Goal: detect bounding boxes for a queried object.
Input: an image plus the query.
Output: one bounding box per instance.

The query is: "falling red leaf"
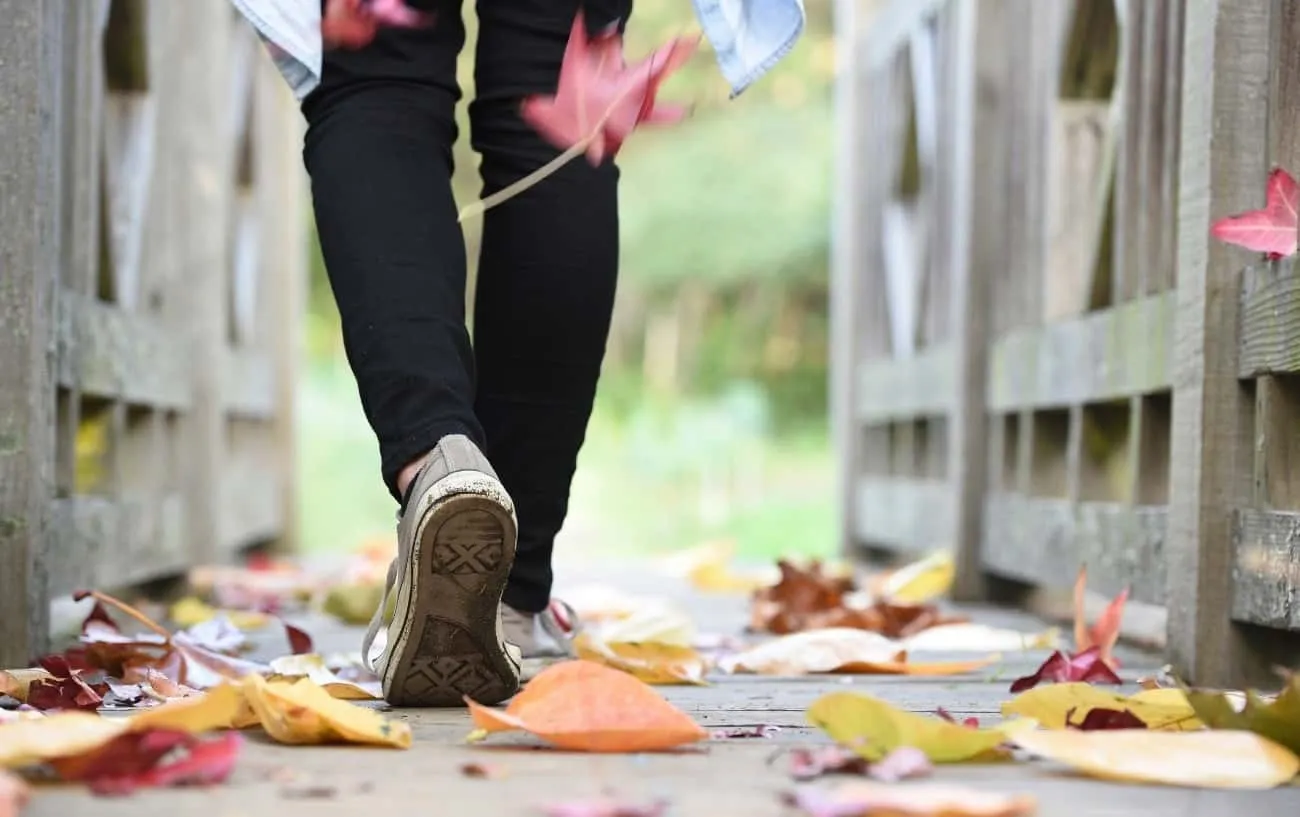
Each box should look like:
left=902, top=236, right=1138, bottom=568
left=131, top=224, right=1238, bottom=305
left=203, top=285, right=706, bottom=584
left=283, top=621, right=313, bottom=655
left=50, top=729, right=241, bottom=796
left=1008, top=647, right=1122, bottom=693
left=521, top=12, right=697, bottom=165
left=26, top=655, right=104, bottom=712
left=1065, top=707, right=1147, bottom=731
left=1072, top=567, right=1128, bottom=668
left=321, top=0, right=435, bottom=49
left=542, top=797, right=669, bottom=817
left=1210, top=167, right=1299, bottom=259
left=934, top=707, right=981, bottom=728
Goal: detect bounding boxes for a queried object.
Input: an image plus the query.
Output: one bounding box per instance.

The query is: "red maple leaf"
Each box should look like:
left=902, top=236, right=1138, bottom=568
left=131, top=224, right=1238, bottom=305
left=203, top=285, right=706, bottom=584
left=50, top=730, right=242, bottom=796
left=1008, top=646, right=1123, bottom=693
left=1209, top=167, right=1299, bottom=259
left=521, top=12, right=698, bottom=166
left=1073, top=566, right=1127, bottom=668
left=26, top=655, right=105, bottom=712
left=322, top=0, right=434, bottom=49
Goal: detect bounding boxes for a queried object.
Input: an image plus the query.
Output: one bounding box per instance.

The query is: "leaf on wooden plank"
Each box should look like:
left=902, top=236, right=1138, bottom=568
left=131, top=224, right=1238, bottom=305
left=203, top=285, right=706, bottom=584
left=27, top=656, right=104, bottom=712
left=322, top=583, right=387, bottom=626
left=169, top=597, right=271, bottom=631
left=127, top=682, right=256, bottom=733
left=1209, top=167, right=1299, bottom=259
left=573, top=634, right=708, bottom=686
left=0, top=669, right=55, bottom=703
left=1008, top=647, right=1122, bottom=693
left=0, top=712, right=129, bottom=769
left=1013, top=729, right=1300, bottom=789
left=1185, top=675, right=1300, bottom=754
left=587, top=604, right=696, bottom=647
left=1002, top=683, right=1202, bottom=731
left=49, top=729, right=242, bottom=795
left=266, top=654, right=381, bottom=700
left=781, top=782, right=1036, bottom=817
left=718, top=629, right=996, bottom=677
left=541, top=796, right=670, bottom=817
left=1072, top=566, right=1127, bottom=667
left=0, top=770, right=28, bottom=817
left=465, top=660, right=706, bottom=753
left=712, top=724, right=781, bottom=739
left=520, top=11, right=698, bottom=166
left=806, top=691, right=1033, bottom=763
left=240, top=675, right=410, bottom=748
left=873, top=551, right=955, bottom=604
left=785, top=746, right=869, bottom=780
left=459, top=761, right=507, bottom=779
left=903, top=623, right=1059, bottom=653
left=935, top=708, right=981, bottom=729
left=321, top=0, right=435, bottom=50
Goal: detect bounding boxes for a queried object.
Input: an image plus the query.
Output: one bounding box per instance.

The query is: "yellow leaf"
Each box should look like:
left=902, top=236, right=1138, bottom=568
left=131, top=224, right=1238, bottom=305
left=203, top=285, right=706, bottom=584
left=1002, top=683, right=1203, bottom=731
left=240, top=675, right=410, bottom=748
left=1013, top=729, right=1299, bottom=789
left=0, top=669, right=54, bottom=703
left=878, top=551, right=955, bottom=604
left=806, top=691, right=1031, bottom=763
left=0, top=712, right=128, bottom=769
left=127, top=682, right=257, bottom=732
left=170, top=596, right=270, bottom=630
left=573, top=633, right=707, bottom=686
left=1186, top=677, right=1300, bottom=754
left=588, top=605, right=696, bottom=647
left=322, top=582, right=387, bottom=626
left=266, top=654, right=381, bottom=700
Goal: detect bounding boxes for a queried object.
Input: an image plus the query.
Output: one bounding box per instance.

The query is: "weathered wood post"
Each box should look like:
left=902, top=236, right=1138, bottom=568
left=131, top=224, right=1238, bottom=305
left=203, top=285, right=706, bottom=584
left=0, top=0, right=61, bottom=667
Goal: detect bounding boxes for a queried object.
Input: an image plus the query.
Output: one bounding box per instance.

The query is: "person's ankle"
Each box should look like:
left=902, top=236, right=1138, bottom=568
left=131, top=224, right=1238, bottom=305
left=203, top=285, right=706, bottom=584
left=396, top=453, right=429, bottom=500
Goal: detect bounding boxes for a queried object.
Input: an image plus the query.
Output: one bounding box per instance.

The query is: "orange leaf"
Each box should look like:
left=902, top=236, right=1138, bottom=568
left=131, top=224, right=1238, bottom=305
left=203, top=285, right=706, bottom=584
left=465, top=660, right=706, bottom=752
left=1072, top=566, right=1127, bottom=666
left=838, top=653, right=999, bottom=677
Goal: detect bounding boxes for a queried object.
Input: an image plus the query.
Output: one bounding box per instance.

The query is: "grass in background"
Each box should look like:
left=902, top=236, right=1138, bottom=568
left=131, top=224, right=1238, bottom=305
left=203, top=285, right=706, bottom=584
left=296, top=361, right=835, bottom=564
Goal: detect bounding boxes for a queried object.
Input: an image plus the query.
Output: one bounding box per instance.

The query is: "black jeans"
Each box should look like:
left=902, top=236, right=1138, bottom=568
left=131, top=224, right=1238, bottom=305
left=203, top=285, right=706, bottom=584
left=301, top=0, right=629, bottom=613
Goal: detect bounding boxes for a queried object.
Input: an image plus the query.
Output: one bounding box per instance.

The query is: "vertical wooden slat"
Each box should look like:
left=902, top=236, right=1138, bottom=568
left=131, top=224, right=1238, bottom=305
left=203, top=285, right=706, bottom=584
left=1153, top=0, right=1184, bottom=293
left=0, top=0, right=63, bottom=667
left=1110, top=0, right=1145, bottom=304
left=1168, top=0, right=1277, bottom=686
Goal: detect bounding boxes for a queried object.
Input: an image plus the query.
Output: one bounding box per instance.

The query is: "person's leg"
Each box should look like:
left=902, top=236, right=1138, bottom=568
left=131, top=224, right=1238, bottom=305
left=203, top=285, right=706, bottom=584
left=469, top=0, right=631, bottom=616
left=302, top=1, right=523, bottom=706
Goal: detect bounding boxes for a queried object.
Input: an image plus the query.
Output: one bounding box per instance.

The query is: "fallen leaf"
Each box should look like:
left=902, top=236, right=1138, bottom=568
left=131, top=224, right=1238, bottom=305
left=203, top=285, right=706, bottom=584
left=180, top=614, right=248, bottom=654
left=1002, top=683, right=1201, bottom=731
left=127, top=682, right=256, bottom=733
left=719, top=629, right=996, bottom=677
left=27, top=656, right=104, bottom=712
left=587, top=604, right=695, bottom=647
left=321, top=0, right=435, bottom=49
left=266, top=654, right=380, bottom=700
left=1210, top=166, right=1299, bottom=259
left=785, top=746, right=868, bottom=780
left=806, top=691, right=1032, bottom=763
left=1072, top=566, right=1127, bottom=667
left=866, top=746, right=934, bottom=782
left=1185, top=675, right=1300, bottom=753
left=0, top=770, right=28, bottom=817
left=241, top=675, right=410, bottom=748
left=751, top=561, right=966, bottom=637
left=782, top=782, right=1036, bottom=817
left=1065, top=707, right=1146, bottom=730
left=875, top=552, right=955, bottom=604
left=459, top=761, right=506, bottom=779
left=573, top=633, right=707, bottom=686
left=50, top=729, right=241, bottom=795
left=0, top=712, right=129, bottom=768
left=521, top=11, right=698, bottom=165
left=935, top=708, right=980, bottom=728
left=668, top=541, right=774, bottom=593
left=169, top=597, right=270, bottom=630
left=1008, top=647, right=1122, bottom=692
left=541, top=796, right=669, bottom=817
left=322, top=583, right=386, bottom=626
left=711, top=724, right=781, bottom=739
left=1013, top=728, right=1299, bottom=789
left=903, top=623, right=1059, bottom=653
left=0, top=669, right=55, bottom=703
left=465, top=660, right=706, bottom=752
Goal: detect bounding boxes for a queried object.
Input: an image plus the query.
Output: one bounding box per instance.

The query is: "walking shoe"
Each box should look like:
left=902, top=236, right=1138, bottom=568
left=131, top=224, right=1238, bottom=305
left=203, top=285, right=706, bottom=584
left=500, top=599, right=581, bottom=681
left=361, top=435, right=522, bottom=706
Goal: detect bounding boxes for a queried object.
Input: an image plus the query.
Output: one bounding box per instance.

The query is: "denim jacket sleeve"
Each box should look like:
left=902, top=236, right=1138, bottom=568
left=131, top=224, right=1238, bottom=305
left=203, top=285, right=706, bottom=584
left=229, top=0, right=804, bottom=100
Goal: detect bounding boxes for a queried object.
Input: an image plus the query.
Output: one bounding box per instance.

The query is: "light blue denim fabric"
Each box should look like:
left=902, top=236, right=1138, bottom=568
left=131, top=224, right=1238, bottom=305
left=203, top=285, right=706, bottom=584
left=229, top=0, right=804, bottom=99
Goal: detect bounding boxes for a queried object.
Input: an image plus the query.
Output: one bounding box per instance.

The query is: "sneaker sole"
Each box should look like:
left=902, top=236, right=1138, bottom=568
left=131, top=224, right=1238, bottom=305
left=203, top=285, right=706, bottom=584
left=382, top=478, right=520, bottom=707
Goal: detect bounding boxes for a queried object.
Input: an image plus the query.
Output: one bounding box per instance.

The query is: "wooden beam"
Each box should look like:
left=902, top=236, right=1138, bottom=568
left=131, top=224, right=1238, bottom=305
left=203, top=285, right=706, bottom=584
left=855, top=344, right=953, bottom=423
left=1232, top=509, right=1300, bottom=630
left=1238, top=259, right=1300, bottom=376
left=853, top=476, right=952, bottom=555
left=221, top=346, right=276, bottom=419
left=863, top=0, right=949, bottom=71
left=47, top=495, right=188, bottom=595
left=0, top=0, right=62, bottom=667
left=1167, top=0, right=1277, bottom=687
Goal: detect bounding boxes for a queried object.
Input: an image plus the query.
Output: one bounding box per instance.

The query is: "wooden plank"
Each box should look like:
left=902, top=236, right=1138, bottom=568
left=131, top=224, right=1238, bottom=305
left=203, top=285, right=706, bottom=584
left=855, top=343, right=953, bottom=422
left=218, top=457, right=283, bottom=553
left=47, top=494, right=188, bottom=594
left=1268, top=0, right=1300, bottom=173
left=1231, top=509, right=1300, bottom=630
left=1110, top=0, right=1145, bottom=304
left=988, top=292, right=1173, bottom=411
left=1167, top=0, right=1276, bottom=687
left=1239, top=259, right=1300, bottom=376
left=0, top=0, right=62, bottom=668
left=853, top=476, right=952, bottom=555
left=863, top=0, right=949, bottom=70
left=981, top=494, right=1167, bottom=605
left=221, top=346, right=276, bottom=419
left=56, top=288, right=192, bottom=408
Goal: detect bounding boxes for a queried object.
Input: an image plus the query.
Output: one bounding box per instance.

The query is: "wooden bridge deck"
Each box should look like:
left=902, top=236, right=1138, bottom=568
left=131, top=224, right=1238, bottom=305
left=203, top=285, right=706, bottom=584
left=22, top=559, right=1300, bottom=816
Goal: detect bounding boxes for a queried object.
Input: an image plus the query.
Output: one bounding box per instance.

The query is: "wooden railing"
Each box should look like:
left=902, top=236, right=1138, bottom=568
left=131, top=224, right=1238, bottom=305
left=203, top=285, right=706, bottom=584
left=834, top=0, right=1300, bottom=686
left=0, top=0, right=305, bottom=666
